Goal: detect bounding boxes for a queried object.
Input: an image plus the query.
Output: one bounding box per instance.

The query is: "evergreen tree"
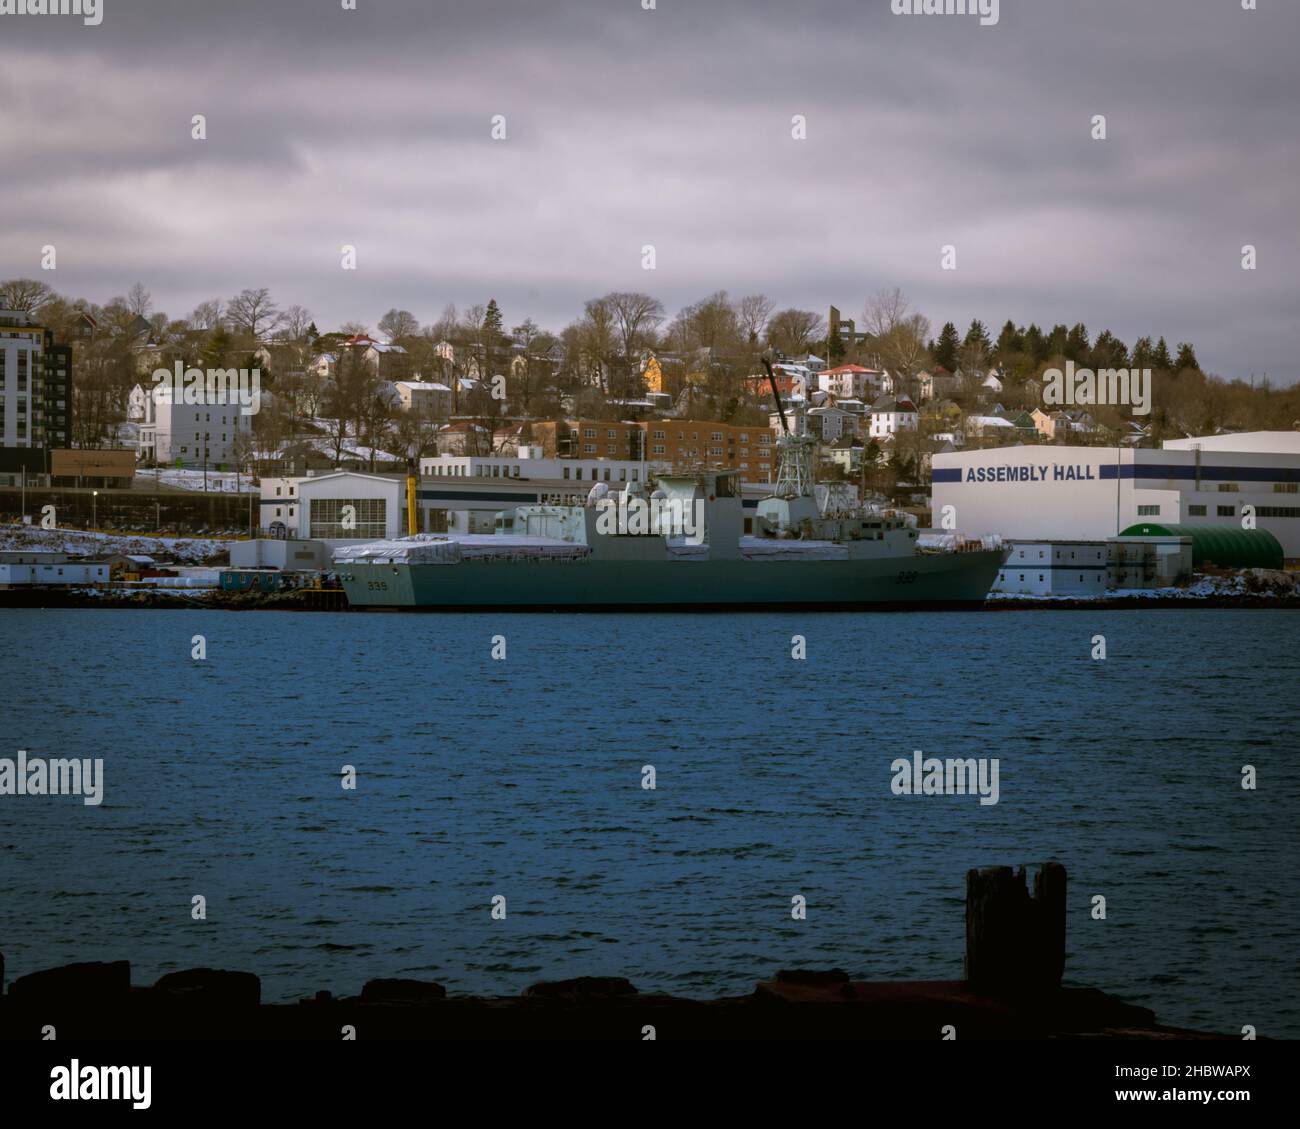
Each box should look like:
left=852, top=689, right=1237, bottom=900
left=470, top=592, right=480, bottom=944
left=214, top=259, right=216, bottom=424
left=1046, top=323, right=1069, bottom=358
left=1131, top=336, right=1155, bottom=369
left=484, top=299, right=505, bottom=377
left=1091, top=330, right=1128, bottom=369
left=827, top=322, right=845, bottom=362
left=963, top=319, right=991, bottom=357
left=1174, top=342, right=1200, bottom=372
left=201, top=325, right=232, bottom=369
left=1065, top=323, right=1090, bottom=363
left=1022, top=324, right=1047, bottom=364
left=934, top=322, right=960, bottom=370
left=1153, top=336, right=1173, bottom=371
left=995, top=320, right=1022, bottom=358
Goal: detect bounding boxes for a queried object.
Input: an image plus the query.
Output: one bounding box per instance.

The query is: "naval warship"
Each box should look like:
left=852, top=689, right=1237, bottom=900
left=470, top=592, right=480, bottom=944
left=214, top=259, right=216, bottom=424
left=334, top=363, right=1006, bottom=610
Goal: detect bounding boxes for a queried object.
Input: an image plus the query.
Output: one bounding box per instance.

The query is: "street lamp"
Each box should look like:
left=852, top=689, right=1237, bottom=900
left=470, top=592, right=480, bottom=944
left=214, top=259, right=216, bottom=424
left=92, top=490, right=98, bottom=530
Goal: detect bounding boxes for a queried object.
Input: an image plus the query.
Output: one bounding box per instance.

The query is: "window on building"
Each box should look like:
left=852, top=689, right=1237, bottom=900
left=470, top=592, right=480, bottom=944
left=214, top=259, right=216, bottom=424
left=1217, top=505, right=1235, bottom=517
left=1137, top=505, right=1160, bottom=516
left=1273, top=483, right=1298, bottom=494
left=1188, top=504, right=1206, bottom=516
left=1218, top=483, right=1238, bottom=492
left=309, top=497, right=388, bottom=539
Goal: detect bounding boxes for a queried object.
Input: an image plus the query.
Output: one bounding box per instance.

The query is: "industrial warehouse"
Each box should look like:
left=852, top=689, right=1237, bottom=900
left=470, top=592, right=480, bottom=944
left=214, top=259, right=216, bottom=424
left=933, top=432, right=1300, bottom=568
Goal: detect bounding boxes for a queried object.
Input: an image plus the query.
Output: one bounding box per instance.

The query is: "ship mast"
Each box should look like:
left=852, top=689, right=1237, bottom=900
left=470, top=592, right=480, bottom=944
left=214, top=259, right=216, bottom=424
left=763, top=356, right=818, bottom=499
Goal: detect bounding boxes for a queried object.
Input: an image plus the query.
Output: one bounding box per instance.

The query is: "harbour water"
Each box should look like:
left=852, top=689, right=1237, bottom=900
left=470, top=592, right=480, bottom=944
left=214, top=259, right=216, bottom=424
left=2, top=607, right=1296, bottom=1036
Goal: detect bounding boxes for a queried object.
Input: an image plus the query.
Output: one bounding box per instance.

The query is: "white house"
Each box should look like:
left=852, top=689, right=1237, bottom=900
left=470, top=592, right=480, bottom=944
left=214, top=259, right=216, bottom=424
left=868, top=395, right=919, bottom=439
left=817, top=364, right=890, bottom=400
left=393, top=381, right=452, bottom=416
left=965, top=414, right=1017, bottom=438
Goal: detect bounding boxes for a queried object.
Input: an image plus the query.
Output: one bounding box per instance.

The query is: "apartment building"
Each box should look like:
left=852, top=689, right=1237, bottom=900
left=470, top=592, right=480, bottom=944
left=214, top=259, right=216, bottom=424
left=0, top=309, right=73, bottom=453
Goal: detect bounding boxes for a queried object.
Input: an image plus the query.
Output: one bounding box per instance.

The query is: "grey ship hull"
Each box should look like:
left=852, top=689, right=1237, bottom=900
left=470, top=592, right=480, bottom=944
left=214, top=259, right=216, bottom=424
left=339, top=549, right=1007, bottom=611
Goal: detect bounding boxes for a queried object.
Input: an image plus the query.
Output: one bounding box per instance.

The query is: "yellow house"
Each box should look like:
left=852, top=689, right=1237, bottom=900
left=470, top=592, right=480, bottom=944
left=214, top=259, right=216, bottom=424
left=643, top=355, right=664, bottom=393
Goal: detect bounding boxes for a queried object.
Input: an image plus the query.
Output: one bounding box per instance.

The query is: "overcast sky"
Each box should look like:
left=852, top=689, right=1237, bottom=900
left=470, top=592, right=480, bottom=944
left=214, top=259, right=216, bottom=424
left=1, top=0, right=1296, bottom=382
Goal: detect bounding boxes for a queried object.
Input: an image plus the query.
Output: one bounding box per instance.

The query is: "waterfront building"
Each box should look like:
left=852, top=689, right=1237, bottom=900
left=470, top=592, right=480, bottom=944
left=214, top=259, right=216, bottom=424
left=994, top=541, right=1109, bottom=596
left=933, top=431, right=1300, bottom=563
left=260, top=452, right=781, bottom=538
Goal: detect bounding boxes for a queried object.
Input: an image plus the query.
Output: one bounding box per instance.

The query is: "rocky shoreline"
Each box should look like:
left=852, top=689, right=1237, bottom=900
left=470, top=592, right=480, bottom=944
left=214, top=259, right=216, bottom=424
left=0, top=866, right=1233, bottom=1040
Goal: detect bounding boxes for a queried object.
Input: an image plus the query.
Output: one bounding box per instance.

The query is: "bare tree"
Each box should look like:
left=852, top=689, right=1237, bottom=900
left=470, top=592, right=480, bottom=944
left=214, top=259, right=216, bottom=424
left=227, top=288, right=284, bottom=340
left=0, top=278, right=54, bottom=314
left=877, top=312, right=933, bottom=394
left=577, top=297, right=616, bottom=392
left=190, top=299, right=224, bottom=331
left=862, top=287, right=910, bottom=339
left=379, top=308, right=420, bottom=340
left=126, top=282, right=152, bottom=317
left=736, top=293, right=775, bottom=346
left=280, top=305, right=314, bottom=342
left=461, top=304, right=487, bottom=378
left=430, top=302, right=459, bottom=343
left=598, top=291, right=661, bottom=398
left=765, top=308, right=825, bottom=356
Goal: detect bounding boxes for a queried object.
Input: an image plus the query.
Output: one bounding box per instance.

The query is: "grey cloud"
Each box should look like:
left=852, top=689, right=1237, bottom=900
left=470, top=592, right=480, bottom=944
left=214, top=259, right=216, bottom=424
left=0, top=0, right=1295, bottom=380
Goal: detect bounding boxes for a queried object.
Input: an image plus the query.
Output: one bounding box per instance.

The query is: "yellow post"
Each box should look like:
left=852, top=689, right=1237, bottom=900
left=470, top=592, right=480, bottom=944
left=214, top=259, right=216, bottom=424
left=407, top=474, right=418, bottom=535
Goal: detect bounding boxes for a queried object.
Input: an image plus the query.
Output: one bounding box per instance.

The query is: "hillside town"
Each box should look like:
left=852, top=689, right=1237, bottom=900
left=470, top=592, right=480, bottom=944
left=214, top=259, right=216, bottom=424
left=4, top=279, right=1298, bottom=503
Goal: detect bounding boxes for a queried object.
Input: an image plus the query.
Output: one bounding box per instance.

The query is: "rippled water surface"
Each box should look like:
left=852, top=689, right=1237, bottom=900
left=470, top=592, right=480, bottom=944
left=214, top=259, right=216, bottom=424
left=2, top=607, right=1296, bottom=1035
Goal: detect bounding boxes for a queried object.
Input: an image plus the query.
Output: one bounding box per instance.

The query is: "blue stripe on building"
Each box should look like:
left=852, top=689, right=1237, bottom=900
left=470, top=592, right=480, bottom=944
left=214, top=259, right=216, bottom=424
left=935, top=463, right=1300, bottom=484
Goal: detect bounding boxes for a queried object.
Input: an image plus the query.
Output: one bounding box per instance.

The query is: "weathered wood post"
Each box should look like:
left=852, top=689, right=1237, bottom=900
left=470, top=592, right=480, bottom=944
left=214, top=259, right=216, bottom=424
left=965, top=863, right=1066, bottom=994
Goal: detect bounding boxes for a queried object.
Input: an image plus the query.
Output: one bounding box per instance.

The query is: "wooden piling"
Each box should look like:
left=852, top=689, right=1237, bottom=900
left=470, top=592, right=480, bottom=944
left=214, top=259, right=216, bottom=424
left=965, top=862, right=1066, bottom=994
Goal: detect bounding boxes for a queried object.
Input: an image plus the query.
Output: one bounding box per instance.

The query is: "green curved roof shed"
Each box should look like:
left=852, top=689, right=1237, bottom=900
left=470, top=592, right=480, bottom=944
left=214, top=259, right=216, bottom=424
left=1118, top=522, right=1284, bottom=569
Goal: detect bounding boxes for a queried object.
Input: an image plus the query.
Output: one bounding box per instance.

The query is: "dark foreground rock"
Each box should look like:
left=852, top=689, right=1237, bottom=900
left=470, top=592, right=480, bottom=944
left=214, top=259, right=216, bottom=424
left=0, top=966, right=1225, bottom=1041
left=0, top=866, right=1234, bottom=1040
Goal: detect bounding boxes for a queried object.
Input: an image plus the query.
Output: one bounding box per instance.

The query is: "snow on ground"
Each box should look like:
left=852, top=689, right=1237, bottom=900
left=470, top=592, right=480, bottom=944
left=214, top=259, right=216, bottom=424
left=988, top=570, right=1296, bottom=601
left=143, top=468, right=255, bottom=493
left=0, top=523, right=234, bottom=564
